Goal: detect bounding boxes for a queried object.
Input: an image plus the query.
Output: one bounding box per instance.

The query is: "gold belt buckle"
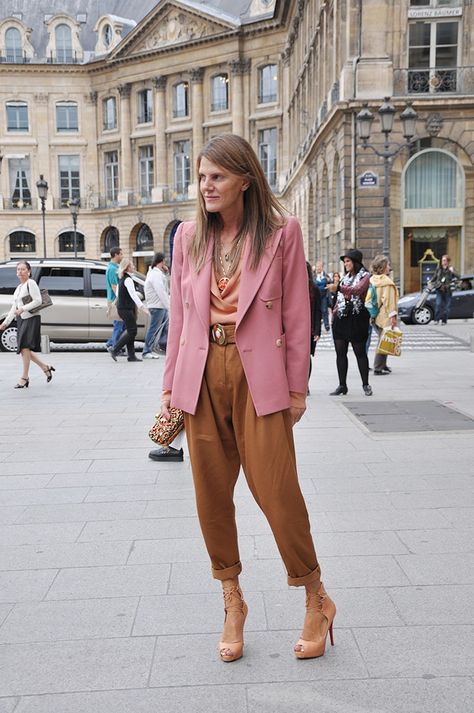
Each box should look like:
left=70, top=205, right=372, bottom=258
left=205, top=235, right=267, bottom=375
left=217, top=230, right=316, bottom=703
left=211, top=323, right=227, bottom=345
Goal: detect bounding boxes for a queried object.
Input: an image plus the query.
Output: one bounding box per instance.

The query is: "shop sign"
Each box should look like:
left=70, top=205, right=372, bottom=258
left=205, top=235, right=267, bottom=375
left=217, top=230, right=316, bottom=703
left=359, top=171, right=378, bottom=187
left=408, top=7, right=462, bottom=19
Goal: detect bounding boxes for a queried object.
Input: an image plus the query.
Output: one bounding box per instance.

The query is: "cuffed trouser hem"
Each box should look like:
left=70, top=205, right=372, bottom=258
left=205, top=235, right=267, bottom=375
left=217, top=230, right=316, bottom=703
left=287, top=564, right=321, bottom=588
left=211, top=562, right=242, bottom=581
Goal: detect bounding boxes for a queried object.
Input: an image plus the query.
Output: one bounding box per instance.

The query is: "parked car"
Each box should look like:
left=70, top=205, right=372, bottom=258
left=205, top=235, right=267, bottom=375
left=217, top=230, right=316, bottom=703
left=397, top=275, right=474, bottom=325
left=0, top=258, right=147, bottom=352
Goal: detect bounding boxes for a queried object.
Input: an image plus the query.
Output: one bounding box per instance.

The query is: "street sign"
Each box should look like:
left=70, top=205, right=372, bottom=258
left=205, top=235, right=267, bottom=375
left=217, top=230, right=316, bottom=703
left=359, top=171, right=378, bottom=187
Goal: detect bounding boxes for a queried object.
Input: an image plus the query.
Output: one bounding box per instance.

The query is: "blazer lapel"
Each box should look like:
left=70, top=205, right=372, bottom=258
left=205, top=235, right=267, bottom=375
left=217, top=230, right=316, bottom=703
left=237, top=227, right=283, bottom=328
left=190, top=236, right=213, bottom=332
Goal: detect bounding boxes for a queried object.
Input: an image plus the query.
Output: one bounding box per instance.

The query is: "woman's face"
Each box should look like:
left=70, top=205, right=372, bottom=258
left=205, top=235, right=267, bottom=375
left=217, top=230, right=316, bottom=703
left=384, top=262, right=391, bottom=275
left=17, top=263, right=30, bottom=282
left=441, top=256, right=449, bottom=269
left=198, top=157, right=248, bottom=217
left=343, top=257, right=354, bottom=273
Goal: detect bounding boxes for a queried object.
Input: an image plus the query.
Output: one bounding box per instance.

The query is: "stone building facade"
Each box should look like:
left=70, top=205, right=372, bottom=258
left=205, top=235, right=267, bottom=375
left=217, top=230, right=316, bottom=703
left=1, top=0, right=473, bottom=292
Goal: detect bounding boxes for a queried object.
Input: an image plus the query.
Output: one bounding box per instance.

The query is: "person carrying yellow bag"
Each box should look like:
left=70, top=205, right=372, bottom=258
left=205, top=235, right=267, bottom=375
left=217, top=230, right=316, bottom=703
left=365, top=254, right=399, bottom=375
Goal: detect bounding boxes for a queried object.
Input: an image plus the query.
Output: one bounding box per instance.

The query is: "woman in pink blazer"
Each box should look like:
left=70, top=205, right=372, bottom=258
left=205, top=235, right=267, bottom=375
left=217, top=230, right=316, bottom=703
left=161, top=134, right=335, bottom=663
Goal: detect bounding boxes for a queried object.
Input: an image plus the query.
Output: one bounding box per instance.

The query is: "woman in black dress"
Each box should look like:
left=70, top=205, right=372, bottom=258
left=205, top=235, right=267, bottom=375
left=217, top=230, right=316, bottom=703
left=0, top=260, right=55, bottom=388
left=327, top=249, right=372, bottom=396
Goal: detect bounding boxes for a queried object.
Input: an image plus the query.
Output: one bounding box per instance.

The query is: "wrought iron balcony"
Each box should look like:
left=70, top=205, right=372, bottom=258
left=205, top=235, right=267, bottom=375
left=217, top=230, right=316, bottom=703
left=0, top=51, right=30, bottom=63
left=47, top=51, right=79, bottom=65
left=393, top=67, right=474, bottom=96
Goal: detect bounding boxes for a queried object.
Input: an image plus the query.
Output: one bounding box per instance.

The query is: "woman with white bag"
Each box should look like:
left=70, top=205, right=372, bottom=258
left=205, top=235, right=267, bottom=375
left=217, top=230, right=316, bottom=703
left=367, top=255, right=399, bottom=375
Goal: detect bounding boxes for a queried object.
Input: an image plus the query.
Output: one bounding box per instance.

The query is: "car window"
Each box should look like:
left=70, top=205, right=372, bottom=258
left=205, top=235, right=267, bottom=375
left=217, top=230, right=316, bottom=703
left=90, top=269, right=107, bottom=298
left=0, top=267, right=19, bottom=294
left=37, top=267, right=85, bottom=296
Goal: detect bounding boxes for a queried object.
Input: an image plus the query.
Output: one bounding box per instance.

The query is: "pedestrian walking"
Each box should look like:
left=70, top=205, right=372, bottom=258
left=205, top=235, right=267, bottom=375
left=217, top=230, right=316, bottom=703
left=0, top=260, right=55, bottom=388
left=142, top=252, right=170, bottom=360
left=108, top=258, right=149, bottom=362
left=366, top=255, right=399, bottom=375
left=314, top=261, right=330, bottom=331
left=328, top=249, right=372, bottom=396
left=105, top=246, right=125, bottom=350
left=431, top=254, right=459, bottom=325
left=161, top=133, right=335, bottom=664
left=306, top=261, right=322, bottom=393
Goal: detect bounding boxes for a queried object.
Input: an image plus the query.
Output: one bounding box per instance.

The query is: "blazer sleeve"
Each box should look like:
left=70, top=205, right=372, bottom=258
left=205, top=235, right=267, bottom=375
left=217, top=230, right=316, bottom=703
left=162, top=223, right=185, bottom=393
left=281, top=217, right=310, bottom=395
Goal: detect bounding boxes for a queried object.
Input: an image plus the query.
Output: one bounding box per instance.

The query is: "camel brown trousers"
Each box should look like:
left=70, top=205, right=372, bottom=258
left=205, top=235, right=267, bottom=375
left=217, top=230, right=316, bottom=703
left=184, top=330, right=321, bottom=587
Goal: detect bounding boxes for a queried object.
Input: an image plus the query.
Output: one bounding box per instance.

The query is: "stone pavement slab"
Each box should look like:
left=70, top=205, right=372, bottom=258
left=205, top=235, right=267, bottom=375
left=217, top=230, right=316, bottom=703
left=0, top=345, right=473, bottom=712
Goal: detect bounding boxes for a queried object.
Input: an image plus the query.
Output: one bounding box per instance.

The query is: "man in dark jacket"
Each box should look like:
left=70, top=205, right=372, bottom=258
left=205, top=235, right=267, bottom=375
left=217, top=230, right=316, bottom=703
left=431, top=254, right=459, bottom=325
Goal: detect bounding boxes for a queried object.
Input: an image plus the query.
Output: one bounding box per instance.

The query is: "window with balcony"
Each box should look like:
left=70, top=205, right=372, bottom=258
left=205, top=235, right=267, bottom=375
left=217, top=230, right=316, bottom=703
left=8, top=157, right=32, bottom=209
left=137, top=88, right=153, bottom=124
left=258, top=64, right=278, bottom=104
left=58, top=154, right=80, bottom=207
left=55, top=23, right=73, bottom=63
left=103, top=96, right=117, bottom=130
left=5, top=27, right=23, bottom=63
left=139, top=145, right=154, bottom=200
left=258, top=128, right=277, bottom=189
left=6, top=101, right=28, bottom=131
left=104, top=150, right=119, bottom=204
left=408, top=20, right=459, bottom=93
left=173, top=140, right=191, bottom=197
left=211, top=74, right=229, bottom=112
left=9, top=230, right=36, bottom=253
left=173, top=82, right=189, bottom=118
left=56, top=101, right=78, bottom=132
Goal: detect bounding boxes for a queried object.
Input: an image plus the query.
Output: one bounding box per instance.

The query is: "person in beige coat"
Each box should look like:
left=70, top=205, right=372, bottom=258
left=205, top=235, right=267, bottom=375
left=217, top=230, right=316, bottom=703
left=367, top=255, right=399, bottom=375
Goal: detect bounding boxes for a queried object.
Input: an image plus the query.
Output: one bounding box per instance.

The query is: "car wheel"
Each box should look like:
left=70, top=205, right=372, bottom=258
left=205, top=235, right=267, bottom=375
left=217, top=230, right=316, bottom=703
left=0, top=324, right=18, bottom=352
left=412, top=306, right=433, bottom=325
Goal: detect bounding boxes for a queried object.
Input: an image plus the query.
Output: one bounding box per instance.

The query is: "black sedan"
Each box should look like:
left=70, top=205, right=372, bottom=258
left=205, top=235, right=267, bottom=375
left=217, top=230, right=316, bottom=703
left=398, top=276, right=474, bottom=325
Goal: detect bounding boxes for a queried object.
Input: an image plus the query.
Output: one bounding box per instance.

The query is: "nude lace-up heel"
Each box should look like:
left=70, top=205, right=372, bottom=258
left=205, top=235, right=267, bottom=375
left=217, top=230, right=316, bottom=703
left=294, top=582, right=336, bottom=659
left=219, top=580, right=248, bottom=662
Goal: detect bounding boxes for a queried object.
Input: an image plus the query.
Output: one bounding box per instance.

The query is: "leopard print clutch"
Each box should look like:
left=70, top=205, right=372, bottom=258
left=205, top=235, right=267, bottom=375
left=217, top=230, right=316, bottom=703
left=148, top=407, right=184, bottom=446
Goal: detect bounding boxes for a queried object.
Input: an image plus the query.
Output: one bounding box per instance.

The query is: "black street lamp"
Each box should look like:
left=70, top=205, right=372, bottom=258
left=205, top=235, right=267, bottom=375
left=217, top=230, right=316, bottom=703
left=69, top=198, right=80, bottom=258
left=356, top=97, right=418, bottom=258
left=36, top=175, right=49, bottom=258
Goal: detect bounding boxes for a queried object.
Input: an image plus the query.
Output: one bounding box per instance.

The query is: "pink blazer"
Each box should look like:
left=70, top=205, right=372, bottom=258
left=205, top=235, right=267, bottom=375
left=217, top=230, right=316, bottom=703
left=162, top=216, right=310, bottom=416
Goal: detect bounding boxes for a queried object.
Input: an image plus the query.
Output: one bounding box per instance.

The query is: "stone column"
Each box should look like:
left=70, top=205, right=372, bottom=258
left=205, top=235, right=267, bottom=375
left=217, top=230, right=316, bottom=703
left=117, top=83, right=132, bottom=205
left=33, top=93, right=53, bottom=211
left=230, top=59, right=250, bottom=138
left=190, top=68, right=204, bottom=155
left=84, top=91, right=99, bottom=210
left=152, top=75, right=167, bottom=202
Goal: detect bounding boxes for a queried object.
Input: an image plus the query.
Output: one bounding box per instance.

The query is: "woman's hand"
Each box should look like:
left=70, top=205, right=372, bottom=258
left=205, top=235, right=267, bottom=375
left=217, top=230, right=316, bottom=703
left=289, top=406, right=305, bottom=426
left=161, top=393, right=171, bottom=421
left=327, top=283, right=338, bottom=293
left=390, top=316, right=398, bottom=329
left=15, top=308, right=23, bottom=317
left=313, top=335, right=320, bottom=343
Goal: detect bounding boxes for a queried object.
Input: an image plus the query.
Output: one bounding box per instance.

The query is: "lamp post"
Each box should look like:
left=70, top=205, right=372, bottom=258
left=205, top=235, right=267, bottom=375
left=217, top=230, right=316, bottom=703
left=356, top=97, right=418, bottom=258
left=36, top=175, right=49, bottom=258
left=69, top=198, right=80, bottom=258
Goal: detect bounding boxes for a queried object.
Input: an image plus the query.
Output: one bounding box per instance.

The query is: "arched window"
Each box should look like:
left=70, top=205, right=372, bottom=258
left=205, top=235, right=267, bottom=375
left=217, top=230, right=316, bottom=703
left=9, top=230, right=36, bottom=253
left=136, top=224, right=154, bottom=251
left=5, top=27, right=23, bottom=63
left=405, top=150, right=461, bottom=209
left=322, top=167, right=330, bottom=223
left=103, top=226, right=119, bottom=253
left=55, top=24, right=73, bottom=63
left=58, top=231, right=85, bottom=253
left=258, top=64, right=278, bottom=104
left=211, top=74, right=229, bottom=112
left=173, top=82, right=189, bottom=118
left=334, top=156, right=342, bottom=216
left=103, top=24, right=113, bottom=48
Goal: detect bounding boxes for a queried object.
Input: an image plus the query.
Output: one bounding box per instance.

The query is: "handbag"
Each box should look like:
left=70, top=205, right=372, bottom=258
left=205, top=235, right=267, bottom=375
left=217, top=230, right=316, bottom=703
left=376, top=326, right=403, bottom=357
left=106, top=300, right=120, bottom=321
left=148, top=407, right=184, bottom=447
left=22, top=282, right=53, bottom=314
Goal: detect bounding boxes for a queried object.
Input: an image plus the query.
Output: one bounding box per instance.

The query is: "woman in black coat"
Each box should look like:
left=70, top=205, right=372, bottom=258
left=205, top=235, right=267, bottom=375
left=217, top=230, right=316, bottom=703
left=306, top=262, right=322, bottom=390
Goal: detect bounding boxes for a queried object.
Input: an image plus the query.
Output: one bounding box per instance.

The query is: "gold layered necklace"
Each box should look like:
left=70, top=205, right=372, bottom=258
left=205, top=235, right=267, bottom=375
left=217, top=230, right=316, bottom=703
left=214, top=233, right=244, bottom=292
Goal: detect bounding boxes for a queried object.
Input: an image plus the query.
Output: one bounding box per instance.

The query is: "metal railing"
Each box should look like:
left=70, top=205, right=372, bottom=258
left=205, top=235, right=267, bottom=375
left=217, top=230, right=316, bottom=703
left=393, top=66, right=474, bottom=95
left=0, top=51, right=30, bottom=63
left=47, top=51, right=79, bottom=65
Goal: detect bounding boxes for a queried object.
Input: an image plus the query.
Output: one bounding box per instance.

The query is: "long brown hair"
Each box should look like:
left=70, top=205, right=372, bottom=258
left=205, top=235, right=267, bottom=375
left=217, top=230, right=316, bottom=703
left=189, top=134, right=287, bottom=271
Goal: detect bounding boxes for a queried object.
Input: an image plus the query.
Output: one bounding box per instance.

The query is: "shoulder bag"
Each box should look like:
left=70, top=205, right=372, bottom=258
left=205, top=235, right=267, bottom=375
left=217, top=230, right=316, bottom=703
left=22, top=281, right=53, bottom=314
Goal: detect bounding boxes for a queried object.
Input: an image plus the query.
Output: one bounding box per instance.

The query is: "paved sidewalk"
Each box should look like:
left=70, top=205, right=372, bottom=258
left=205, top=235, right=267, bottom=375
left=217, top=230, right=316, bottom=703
left=0, top=343, right=473, bottom=713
